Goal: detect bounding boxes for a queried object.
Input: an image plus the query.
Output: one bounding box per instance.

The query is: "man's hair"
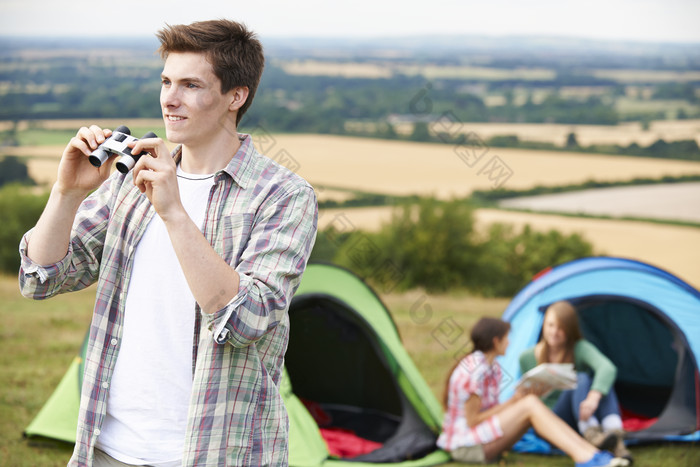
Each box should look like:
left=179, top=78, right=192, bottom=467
left=156, top=19, right=264, bottom=126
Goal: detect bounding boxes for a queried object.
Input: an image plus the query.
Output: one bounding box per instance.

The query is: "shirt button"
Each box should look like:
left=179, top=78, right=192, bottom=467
left=94, top=428, right=101, bottom=436
left=110, top=338, right=118, bottom=345
left=101, top=382, right=109, bottom=389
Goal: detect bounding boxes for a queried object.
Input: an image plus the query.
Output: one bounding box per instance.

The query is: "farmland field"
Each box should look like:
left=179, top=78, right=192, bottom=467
left=2, top=127, right=700, bottom=466
left=253, top=134, right=700, bottom=198
left=5, top=127, right=700, bottom=287
left=319, top=206, right=700, bottom=291
left=276, top=59, right=556, bottom=81
left=427, top=119, right=700, bottom=147
left=499, top=182, right=700, bottom=223
left=5, top=117, right=699, bottom=148
left=11, top=133, right=700, bottom=196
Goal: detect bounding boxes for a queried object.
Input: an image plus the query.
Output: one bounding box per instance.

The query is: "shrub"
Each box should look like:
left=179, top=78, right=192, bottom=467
left=0, top=184, right=48, bottom=274
left=318, top=197, right=595, bottom=296
left=0, top=156, right=35, bottom=187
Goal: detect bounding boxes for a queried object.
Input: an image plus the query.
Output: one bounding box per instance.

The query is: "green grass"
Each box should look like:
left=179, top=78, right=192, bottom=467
left=0, top=274, right=93, bottom=466
left=14, top=127, right=166, bottom=147
left=16, top=129, right=77, bottom=146
left=1, top=276, right=698, bottom=466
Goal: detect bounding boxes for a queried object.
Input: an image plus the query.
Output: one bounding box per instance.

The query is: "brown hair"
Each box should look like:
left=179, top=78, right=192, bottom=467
left=442, top=317, right=511, bottom=407
left=156, top=19, right=265, bottom=126
left=538, top=300, right=582, bottom=364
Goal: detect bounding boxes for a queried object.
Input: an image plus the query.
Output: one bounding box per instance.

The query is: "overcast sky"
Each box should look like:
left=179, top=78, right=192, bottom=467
left=1, top=0, right=698, bottom=43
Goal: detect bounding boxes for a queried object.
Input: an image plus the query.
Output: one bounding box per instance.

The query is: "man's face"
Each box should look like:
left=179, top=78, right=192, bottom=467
left=160, top=52, right=236, bottom=148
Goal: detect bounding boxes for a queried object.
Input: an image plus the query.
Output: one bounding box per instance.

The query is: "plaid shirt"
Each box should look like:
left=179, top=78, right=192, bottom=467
left=19, top=134, right=318, bottom=466
left=437, top=351, right=503, bottom=450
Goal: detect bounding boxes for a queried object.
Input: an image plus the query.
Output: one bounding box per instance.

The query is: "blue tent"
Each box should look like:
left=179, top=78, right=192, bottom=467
left=498, top=256, right=700, bottom=452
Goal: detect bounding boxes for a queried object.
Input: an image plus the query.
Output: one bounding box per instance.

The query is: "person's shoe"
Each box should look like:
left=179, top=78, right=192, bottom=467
left=610, top=429, right=634, bottom=465
left=575, top=450, right=630, bottom=467
left=583, top=426, right=618, bottom=452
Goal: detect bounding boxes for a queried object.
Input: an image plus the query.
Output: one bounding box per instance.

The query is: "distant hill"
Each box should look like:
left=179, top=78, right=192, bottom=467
left=1, top=34, right=699, bottom=68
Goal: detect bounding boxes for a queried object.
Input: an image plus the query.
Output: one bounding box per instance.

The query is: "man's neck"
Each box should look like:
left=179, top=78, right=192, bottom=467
left=179, top=132, right=242, bottom=174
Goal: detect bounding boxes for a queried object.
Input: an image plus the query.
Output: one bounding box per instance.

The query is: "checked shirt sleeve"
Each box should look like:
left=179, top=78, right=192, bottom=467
left=18, top=177, right=116, bottom=299
left=204, top=184, right=318, bottom=346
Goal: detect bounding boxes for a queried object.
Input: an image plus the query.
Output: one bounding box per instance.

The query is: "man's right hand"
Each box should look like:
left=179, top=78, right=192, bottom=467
left=56, top=125, right=117, bottom=197
left=26, top=125, right=118, bottom=266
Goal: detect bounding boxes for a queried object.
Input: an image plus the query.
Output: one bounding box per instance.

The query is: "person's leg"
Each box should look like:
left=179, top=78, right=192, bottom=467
left=573, top=372, right=601, bottom=432
left=596, top=387, right=633, bottom=463
left=483, top=394, right=599, bottom=464
left=571, top=372, right=618, bottom=451
left=551, top=387, right=578, bottom=429
left=597, top=386, right=623, bottom=431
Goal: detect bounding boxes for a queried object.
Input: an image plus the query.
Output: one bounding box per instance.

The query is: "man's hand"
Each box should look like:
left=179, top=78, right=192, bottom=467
left=130, top=137, right=185, bottom=223
left=56, top=125, right=116, bottom=198
left=26, top=125, right=116, bottom=266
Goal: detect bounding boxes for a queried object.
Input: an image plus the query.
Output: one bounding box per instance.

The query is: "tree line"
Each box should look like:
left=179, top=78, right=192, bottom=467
left=3, top=51, right=698, bottom=129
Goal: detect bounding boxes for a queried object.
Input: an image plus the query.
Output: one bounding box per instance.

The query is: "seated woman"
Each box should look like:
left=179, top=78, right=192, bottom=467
left=438, top=317, right=627, bottom=467
left=519, top=301, right=632, bottom=463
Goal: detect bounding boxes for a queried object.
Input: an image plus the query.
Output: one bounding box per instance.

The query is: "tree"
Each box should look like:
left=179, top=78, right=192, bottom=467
left=0, top=184, right=49, bottom=273
left=335, top=198, right=480, bottom=292
left=565, top=131, right=579, bottom=149
left=408, top=121, right=432, bottom=142
left=0, top=156, right=35, bottom=187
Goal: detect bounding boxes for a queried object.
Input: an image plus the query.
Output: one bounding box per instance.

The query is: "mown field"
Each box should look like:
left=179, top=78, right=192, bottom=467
left=2, top=275, right=698, bottom=467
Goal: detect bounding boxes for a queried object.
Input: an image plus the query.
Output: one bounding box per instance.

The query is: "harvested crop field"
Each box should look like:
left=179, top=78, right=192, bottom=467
left=15, top=135, right=700, bottom=197
left=260, top=134, right=700, bottom=197
left=500, top=182, right=700, bottom=223
left=432, top=119, right=700, bottom=147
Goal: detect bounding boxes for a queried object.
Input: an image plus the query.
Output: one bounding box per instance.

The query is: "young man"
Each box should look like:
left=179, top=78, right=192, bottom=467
left=19, top=20, right=317, bottom=466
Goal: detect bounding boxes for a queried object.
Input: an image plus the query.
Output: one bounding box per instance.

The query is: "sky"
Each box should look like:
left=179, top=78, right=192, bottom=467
left=0, top=0, right=699, bottom=43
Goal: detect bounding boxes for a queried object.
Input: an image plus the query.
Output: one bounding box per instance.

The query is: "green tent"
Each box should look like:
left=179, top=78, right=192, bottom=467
left=25, top=263, right=450, bottom=466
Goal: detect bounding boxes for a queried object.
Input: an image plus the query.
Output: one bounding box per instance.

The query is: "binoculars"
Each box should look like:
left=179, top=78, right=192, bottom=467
left=89, top=125, right=157, bottom=174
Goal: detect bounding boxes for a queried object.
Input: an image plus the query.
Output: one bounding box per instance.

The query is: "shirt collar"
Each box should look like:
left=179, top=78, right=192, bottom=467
left=471, top=350, right=499, bottom=374
left=171, top=133, right=255, bottom=190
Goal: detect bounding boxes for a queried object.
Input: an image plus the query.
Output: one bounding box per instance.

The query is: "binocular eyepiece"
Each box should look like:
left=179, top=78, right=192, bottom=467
left=89, top=125, right=157, bottom=174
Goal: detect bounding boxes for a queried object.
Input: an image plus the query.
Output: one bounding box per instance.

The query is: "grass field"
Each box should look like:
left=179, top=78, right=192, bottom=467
left=1, top=275, right=698, bottom=466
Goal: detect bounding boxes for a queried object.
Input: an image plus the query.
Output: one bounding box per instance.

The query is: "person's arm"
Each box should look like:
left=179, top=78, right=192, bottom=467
left=464, top=388, right=528, bottom=427
left=26, top=126, right=116, bottom=265
left=519, top=347, right=537, bottom=375
left=20, top=126, right=117, bottom=298
left=130, top=136, right=318, bottom=346
left=518, top=346, right=550, bottom=397
left=575, top=339, right=617, bottom=420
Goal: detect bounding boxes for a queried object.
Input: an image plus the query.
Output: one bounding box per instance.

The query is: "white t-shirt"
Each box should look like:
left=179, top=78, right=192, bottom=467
left=96, top=167, right=216, bottom=466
